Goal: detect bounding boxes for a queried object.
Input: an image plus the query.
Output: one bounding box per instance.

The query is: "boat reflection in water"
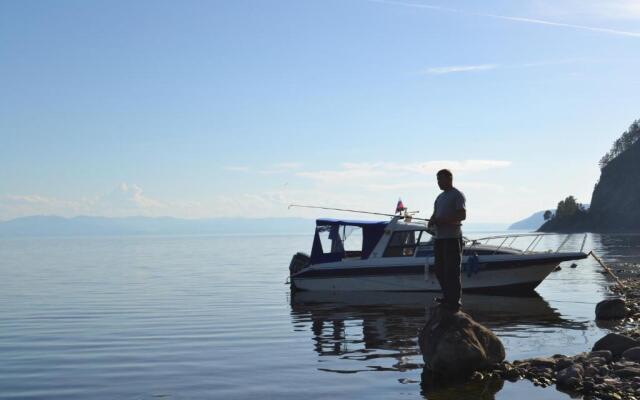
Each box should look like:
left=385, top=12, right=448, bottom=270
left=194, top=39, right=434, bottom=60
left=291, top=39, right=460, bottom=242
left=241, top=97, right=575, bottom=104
left=290, top=290, right=588, bottom=398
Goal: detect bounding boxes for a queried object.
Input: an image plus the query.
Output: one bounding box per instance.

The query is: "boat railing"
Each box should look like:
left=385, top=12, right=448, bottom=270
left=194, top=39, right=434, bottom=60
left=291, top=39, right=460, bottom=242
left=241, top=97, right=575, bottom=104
left=467, top=233, right=588, bottom=255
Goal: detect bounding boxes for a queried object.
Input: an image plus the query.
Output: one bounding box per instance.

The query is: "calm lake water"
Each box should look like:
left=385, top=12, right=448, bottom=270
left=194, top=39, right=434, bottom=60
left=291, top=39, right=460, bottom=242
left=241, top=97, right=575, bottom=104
left=1, top=232, right=640, bottom=399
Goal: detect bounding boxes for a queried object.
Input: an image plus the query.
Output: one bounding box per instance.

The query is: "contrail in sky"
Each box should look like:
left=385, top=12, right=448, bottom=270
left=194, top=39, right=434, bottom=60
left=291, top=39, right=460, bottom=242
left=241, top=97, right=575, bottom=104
left=367, top=0, right=640, bottom=38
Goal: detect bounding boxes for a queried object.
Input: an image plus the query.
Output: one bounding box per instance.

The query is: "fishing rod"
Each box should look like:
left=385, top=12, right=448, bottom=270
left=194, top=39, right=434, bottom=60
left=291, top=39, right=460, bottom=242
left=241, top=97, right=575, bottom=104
left=288, top=204, right=431, bottom=222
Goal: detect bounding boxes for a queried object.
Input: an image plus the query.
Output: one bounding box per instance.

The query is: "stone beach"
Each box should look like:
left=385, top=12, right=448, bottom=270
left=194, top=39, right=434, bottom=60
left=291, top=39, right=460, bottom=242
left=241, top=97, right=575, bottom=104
left=457, top=263, right=640, bottom=400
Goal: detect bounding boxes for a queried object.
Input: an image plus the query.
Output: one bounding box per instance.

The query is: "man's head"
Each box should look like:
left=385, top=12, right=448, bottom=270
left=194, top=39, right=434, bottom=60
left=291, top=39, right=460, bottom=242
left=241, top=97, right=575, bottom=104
left=436, top=169, right=453, bottom=190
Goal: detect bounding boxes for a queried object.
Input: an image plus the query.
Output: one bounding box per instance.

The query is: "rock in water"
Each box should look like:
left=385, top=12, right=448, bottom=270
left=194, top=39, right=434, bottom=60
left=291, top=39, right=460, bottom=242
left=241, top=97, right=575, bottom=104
left=596, top=298, right=627, bottom=320
left=592, top=333, right=640, bottom=358
left=419, top=306, right=505, bottom=377
left=556, top=363, right=584, bottom=389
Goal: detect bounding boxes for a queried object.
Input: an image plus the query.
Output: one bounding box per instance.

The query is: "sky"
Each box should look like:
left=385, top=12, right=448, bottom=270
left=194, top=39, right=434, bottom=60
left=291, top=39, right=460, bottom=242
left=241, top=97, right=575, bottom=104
left=1, top=0, right=640, bottom=223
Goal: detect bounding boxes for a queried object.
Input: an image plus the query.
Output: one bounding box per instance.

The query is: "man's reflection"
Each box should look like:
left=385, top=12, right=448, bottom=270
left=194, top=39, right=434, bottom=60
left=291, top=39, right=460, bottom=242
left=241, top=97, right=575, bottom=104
left=421, top=370, right=504, bottom=400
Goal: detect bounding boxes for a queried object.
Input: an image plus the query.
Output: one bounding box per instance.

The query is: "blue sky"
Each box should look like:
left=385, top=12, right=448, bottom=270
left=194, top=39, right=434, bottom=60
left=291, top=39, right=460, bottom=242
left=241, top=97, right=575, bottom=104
left=1, top=0, right=639, bottom=222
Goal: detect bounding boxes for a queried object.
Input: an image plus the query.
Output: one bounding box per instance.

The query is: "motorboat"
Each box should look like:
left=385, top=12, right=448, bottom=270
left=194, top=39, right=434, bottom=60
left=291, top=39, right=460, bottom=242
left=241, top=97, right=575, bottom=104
left=288, top=216, right=588, bottom=293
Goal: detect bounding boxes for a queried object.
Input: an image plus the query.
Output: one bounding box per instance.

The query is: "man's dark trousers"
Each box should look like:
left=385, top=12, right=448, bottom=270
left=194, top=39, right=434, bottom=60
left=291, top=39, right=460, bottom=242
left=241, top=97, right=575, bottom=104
left=434, top=238, right=463, bottom=310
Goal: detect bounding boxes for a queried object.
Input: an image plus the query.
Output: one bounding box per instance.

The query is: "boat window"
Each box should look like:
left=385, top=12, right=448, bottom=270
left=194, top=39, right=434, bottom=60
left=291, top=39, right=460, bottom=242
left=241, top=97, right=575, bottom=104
left=316, top=225, right=343, bottom=254
left=415, top=231, right=434, bottom=257
left=342, top=226, right=363, bottom=258
left=418, top=231, right=433, bottom=245
left=316, top=224, right=363, bottom=259
left=384, top=231, right=419, bottom=257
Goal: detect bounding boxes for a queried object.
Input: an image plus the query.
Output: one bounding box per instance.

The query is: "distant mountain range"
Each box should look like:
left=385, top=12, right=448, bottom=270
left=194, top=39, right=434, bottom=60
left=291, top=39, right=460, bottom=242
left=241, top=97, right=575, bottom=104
left=509, top=206, right=590, bottom=231
left=0, top=216, right=315, bottom=237
left=0, top=215, right=508, bottom=237
left=508, top=210, right=549, bottom=230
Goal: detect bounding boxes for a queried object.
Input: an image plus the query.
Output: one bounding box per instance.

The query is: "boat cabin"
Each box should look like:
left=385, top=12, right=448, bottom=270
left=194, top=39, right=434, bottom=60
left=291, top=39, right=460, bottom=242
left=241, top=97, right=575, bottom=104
left=310, top=218, right=434, bottom=264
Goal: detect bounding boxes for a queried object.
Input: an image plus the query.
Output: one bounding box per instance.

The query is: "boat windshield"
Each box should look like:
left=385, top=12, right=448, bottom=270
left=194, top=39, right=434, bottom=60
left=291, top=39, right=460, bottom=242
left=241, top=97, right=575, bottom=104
left=384, top=230, right=432, bottom=257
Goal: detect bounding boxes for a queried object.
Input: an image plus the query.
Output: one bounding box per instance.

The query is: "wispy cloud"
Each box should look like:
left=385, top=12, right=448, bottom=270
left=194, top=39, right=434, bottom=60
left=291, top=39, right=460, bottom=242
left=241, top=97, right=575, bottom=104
left=273, top=162, right=302, bottom=170
left=365, top=181, right=431, bottom=191
left=424, top=64, right=498, bottom=75
left=368, top=0, right=640, bottom=38
left=296, top=160, right=511, bottom=183
left=223, top=166, right=251, bottom=172
left=533, top=0, right=640, bottom=21
left=482, top=13, right=640, bottom=38
left=0, top=183, right=169, bottom=220
left=228, top=160, right=511, bottom=182
left=400, top=160, right=512, bottom=174
left=367, top=0, right=456, bottom=13
left=257, top=162, right=303, bottom=175
left=224, top=163, right=302, bottom=175
left=94, top=183, right=165, bottom=214
left=0, top=172, right=519, bottom=222
left=296, top=164, right=390, bottom=182
left=0, top=194, right=82, bottom=219
left=363, top=180, right=505, bottom=193
left=423, top=59, right=586, bottom=76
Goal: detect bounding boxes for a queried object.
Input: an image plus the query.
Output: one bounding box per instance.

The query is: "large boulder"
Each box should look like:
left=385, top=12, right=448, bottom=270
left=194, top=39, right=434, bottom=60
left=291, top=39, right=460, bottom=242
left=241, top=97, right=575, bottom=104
left=419, top=306, right=505, bottom=377
left=592, top=333, right=640, bottom=358
left=596, top=298, right=627, bottom=320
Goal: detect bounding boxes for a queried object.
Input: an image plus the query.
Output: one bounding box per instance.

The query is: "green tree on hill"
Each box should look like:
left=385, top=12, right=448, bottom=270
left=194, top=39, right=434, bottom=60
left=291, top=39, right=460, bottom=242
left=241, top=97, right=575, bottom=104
left=538, top=196, right=588, bottom=232
left=599, top=120, right=640, bottom=169
left=554, top=196, right=586, bottom=219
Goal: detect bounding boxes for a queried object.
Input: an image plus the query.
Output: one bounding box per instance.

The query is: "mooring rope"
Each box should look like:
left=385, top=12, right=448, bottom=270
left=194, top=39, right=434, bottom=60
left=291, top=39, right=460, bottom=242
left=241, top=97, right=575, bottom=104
left=588, top=250, right=626, bottom=292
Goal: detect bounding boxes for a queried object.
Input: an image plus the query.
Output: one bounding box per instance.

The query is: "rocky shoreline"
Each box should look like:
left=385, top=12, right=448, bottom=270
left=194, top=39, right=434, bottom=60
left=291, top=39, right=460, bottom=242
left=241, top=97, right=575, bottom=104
left=475, top=263, right=640, bottom=400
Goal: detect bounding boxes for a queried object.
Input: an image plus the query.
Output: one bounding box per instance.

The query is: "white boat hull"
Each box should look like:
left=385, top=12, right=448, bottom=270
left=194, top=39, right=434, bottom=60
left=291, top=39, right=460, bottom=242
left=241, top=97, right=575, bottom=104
left=291, top=253, right=585, bottom=293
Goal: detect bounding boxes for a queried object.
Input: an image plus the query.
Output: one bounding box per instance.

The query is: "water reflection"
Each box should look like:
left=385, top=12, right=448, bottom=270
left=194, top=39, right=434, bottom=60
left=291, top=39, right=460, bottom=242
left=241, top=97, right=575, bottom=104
left=290, top=291, right=591, bottom=398
left=420, top=372, right=504, bottom=400
left=590, top=233, right=640, bottom=263
left=290, top=291, right=587, bottom=371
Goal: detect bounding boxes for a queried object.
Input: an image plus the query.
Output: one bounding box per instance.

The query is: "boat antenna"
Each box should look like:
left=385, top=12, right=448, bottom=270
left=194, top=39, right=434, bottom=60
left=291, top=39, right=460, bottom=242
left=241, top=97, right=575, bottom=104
left=288, top=204, right=430, bottom=222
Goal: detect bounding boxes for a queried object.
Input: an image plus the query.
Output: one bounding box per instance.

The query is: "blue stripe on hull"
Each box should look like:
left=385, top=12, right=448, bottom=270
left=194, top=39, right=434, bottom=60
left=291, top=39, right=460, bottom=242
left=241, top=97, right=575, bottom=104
left=292, top=254, right=585, bottom=279
left=291, top=280, right=544, bottom=294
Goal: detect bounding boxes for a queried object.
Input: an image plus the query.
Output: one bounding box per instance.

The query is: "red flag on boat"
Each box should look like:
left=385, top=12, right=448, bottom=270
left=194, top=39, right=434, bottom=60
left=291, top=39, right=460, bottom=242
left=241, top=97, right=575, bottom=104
left=395, top=198, right=406, bottom=214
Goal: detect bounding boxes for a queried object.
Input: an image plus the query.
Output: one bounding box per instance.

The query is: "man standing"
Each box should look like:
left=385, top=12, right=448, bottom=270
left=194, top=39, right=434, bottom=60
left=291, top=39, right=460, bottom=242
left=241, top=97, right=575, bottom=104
left=428, top=169, right=466, bottom=311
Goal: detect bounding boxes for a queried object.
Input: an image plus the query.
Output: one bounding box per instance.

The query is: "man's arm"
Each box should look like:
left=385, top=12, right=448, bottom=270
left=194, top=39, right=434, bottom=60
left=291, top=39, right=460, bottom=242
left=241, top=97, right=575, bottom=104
left=457, top=209, right=466, bottom=222
left=427, top=212, right=436, bottom=228
left=427, top=198, right=437, bottom=228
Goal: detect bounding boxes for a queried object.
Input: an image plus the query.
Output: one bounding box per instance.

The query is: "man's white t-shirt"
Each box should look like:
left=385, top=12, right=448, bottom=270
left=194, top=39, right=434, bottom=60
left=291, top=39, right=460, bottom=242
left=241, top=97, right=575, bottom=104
left=433, top=187, right=466, bottom=239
